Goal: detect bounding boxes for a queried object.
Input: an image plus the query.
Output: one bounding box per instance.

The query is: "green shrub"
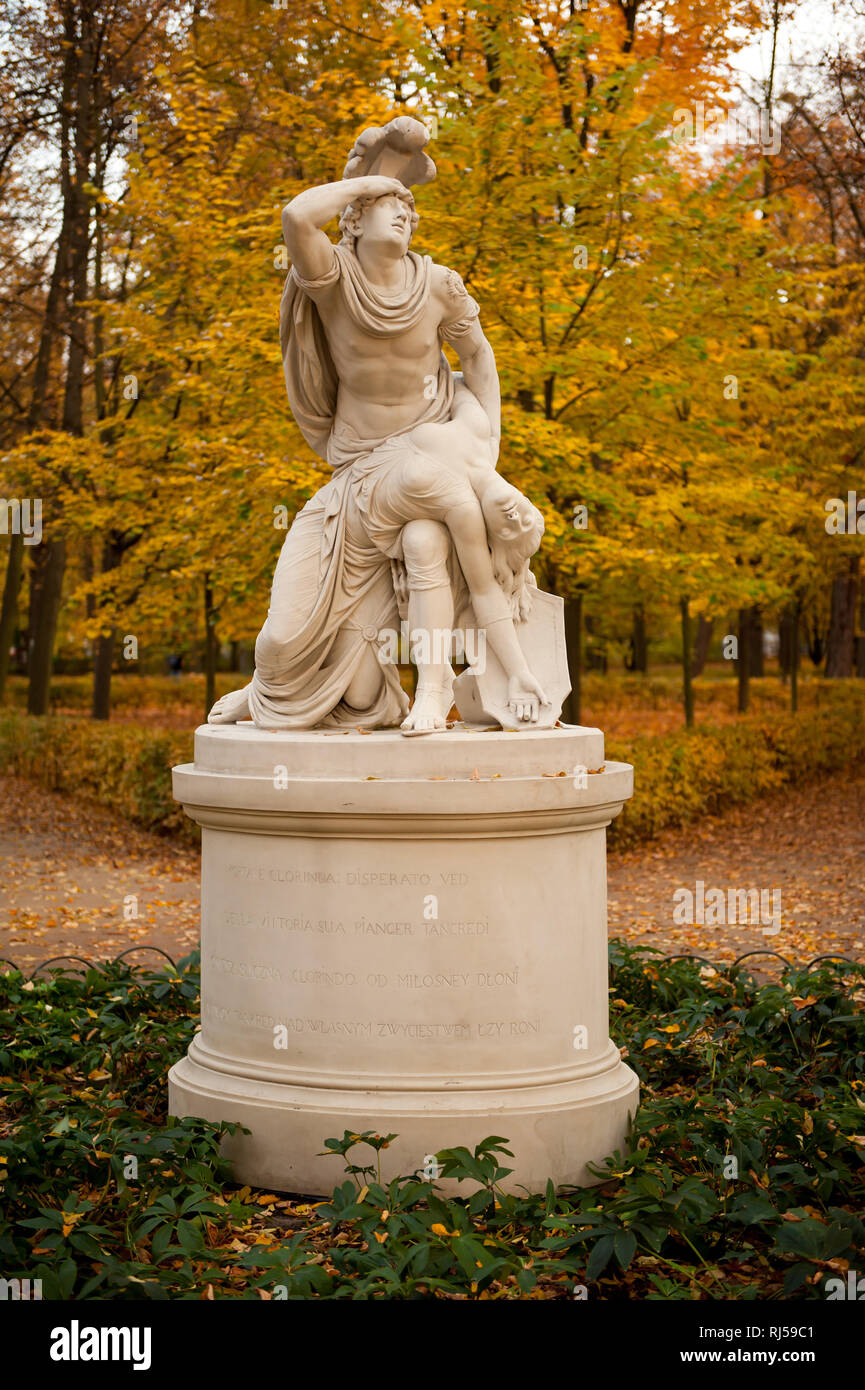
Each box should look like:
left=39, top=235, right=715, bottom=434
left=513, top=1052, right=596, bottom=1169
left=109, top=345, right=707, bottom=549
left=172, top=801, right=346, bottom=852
left=0, top=712, right=194, bottom=838
left=0, top=945, right=862, bottom=1299
left=607, top=686, right=865, bottom=847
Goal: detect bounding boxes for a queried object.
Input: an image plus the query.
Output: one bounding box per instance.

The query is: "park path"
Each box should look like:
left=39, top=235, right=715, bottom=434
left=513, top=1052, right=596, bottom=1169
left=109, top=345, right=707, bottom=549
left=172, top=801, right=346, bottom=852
left=0, top=776, right=199, bottom=972
left=607, top=768, right=865, bottom=968
left=1, top=768, right=863, bottom=973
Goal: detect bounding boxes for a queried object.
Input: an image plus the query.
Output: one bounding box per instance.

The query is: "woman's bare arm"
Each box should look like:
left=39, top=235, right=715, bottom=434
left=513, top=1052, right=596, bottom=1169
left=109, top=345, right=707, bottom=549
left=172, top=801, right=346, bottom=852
left=453, top=321, right=501, bottom=465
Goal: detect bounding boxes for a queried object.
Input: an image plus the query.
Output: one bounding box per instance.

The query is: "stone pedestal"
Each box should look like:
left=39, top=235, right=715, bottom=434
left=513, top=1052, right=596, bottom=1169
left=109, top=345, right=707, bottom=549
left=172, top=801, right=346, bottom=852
left=168, top=723, right=638, bottom=1195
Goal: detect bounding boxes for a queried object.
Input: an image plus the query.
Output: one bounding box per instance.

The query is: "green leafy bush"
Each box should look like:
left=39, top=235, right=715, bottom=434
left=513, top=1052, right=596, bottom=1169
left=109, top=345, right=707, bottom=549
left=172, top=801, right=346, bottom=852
left=607, top=686, right=865, bottom=846
left=0, top=945, right=862, bottom=1300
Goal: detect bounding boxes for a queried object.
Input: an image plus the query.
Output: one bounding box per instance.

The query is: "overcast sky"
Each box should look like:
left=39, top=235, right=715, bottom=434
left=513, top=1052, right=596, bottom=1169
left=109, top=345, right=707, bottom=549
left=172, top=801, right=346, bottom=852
left=728, top=0, right=863, bottom=103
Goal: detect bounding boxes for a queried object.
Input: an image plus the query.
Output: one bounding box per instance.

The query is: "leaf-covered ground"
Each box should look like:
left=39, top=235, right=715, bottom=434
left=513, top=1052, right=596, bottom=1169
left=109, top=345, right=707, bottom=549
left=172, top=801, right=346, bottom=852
left=0, top=946, right=863, bottom=1300
left=0, top=776, right=199, bottom=971
left=608, top=765, right=865, bottom=967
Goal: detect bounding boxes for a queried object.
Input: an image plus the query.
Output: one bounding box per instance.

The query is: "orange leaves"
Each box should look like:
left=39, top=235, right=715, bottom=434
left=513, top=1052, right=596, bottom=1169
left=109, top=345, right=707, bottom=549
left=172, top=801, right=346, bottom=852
left=431, top=1223, right=460, bottom=1238
left=61, top=1212, right=85, bottom=1239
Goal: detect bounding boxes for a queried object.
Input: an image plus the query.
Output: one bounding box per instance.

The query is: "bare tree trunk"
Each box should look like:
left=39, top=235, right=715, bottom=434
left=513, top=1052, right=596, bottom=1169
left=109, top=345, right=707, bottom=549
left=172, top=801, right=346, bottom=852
left=778, top=608, right=794, bottom=681
left=791, top=603, right=800, bottom=712
left=26, top=536, right=67, bottom=714
left=0, top=531, right=24, bottom=701
left=748, top=607, right=764, bottom=677
left=562, top=593, right=582, bottom=724
left=680, top=597, right=694, bottom=728
left=90, top=522, right=124, bottom=719
left=825, top=558, right=859, bottom=677
left=91, top=628, right=115, bottom=720
left=691, top=615, right=713, bottom=677
left=630, top=604, right=648, bottom=673
left=1, top=22, right=76, bottom=703
left=28, top=4, right=94, bottom=716
left=737, top=607, right=751, bottom=713
left=807, top=614, right=825, bottom=667
left=204, top=575, right=218, bottom=720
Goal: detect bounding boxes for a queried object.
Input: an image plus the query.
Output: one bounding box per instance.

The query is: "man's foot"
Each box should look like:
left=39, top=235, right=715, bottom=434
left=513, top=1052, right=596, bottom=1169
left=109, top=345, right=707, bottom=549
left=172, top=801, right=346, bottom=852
left=208, top=683, right=252, bottom=724
left=507, top=671, right=549, bottom=725
left=401, top=680, right=452, bottom=736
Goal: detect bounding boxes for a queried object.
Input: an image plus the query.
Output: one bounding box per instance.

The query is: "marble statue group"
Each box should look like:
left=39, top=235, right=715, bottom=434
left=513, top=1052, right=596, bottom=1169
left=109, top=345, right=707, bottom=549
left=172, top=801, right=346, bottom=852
left=208, top=116, right=559, bottom=735
left=169, top=118, right=638, bottom=1195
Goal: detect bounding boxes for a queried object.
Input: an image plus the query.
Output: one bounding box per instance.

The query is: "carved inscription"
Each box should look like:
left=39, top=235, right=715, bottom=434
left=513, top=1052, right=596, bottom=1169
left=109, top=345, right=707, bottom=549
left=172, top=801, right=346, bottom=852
left=223, top=910, right=489, bottom=937
left=213, top=862, right=530, bottom=1044
left=205, top=1003, right=540, bottom=1039
left=226, top=865, right=470, bottom=888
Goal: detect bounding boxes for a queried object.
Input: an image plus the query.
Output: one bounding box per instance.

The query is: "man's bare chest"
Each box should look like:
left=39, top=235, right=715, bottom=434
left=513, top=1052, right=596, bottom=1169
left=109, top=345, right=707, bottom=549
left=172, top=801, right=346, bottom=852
left=320, top=293, right=442, bottom=368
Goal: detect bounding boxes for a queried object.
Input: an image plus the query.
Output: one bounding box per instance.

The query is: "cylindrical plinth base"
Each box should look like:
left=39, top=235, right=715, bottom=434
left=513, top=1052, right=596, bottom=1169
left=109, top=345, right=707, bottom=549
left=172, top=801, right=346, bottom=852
left=168, top=723, right=638, bottom=1195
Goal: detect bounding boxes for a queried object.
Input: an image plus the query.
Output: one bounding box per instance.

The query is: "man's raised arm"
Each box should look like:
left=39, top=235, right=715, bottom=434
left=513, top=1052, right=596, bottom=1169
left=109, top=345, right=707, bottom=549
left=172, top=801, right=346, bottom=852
left=281, top=175, right=406, bottom=281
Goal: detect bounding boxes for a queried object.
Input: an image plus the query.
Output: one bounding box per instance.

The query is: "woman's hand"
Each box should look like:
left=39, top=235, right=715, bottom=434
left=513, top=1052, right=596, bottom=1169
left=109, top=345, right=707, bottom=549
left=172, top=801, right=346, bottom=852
left=507, top=671, right=549, bottom=723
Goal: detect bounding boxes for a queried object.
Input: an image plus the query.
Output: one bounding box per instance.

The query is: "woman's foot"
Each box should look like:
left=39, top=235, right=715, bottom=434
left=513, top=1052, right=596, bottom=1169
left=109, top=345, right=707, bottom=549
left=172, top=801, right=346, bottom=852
left=208, top=683, right=252, bottom=724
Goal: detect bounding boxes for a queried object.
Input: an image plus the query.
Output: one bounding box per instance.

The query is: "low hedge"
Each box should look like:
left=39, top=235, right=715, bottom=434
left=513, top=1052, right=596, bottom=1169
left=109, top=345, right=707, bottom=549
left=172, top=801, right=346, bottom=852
left=4, top=669, right=847, bottom=716
left=4, top=672, right=240, bottom=713
left=606, top=684, right=865, bottom=847
left=0, top=683, right=863, bottom=849
left=0, top=712, right=194, bottom=838
left=582, top=669, right=844, bottom=714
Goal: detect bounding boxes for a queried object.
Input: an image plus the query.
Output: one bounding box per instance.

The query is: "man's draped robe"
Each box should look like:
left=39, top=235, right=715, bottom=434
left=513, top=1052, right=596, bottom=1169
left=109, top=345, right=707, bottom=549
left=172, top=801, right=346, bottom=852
left=247, top=241, right=479, bottom=728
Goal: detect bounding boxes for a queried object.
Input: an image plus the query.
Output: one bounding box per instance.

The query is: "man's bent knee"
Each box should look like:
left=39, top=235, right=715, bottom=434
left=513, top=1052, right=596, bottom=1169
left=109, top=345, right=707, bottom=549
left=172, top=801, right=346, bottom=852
left=344, top=647, right=383, bottom=710
left=402, top=518, right=449, bottom=563
left=402, top=519, right=451, bottom=591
